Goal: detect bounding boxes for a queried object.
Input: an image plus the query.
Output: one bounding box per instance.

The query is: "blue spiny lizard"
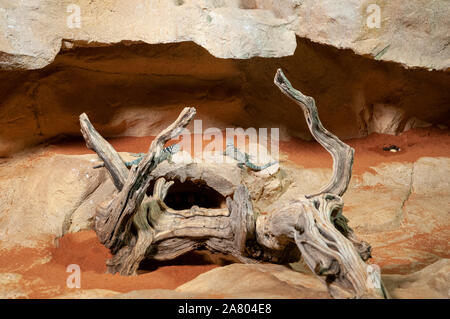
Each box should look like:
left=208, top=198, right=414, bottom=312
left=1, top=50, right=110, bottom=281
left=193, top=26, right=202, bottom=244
left=223, top=139, right=277, bottom=171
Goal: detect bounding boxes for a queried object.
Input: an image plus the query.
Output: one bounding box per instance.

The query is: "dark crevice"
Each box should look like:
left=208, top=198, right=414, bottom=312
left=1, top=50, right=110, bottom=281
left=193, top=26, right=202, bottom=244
left=149, top=178, right=227, bottom=210
left=138, top=249, right=238, bottom=272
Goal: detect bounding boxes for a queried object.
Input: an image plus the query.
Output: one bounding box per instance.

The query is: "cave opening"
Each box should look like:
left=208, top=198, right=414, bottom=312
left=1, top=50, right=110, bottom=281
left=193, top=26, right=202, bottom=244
left=157, top=178, right=227, bottom=210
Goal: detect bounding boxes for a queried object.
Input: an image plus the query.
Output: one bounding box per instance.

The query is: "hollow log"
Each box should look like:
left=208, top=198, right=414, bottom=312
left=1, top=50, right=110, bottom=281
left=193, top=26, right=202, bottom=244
left=79, top=70, right=387, bottom=299
left=90, top=107, right=197, bottom=252
left=106, top=178, right=257, bottom=275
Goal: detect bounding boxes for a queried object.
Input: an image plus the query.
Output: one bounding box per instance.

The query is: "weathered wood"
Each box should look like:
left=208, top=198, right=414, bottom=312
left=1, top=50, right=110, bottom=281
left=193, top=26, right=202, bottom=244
left=88, top=107, right=196, bottom=253
left=331, top=208, right=372, bottom=261
left=106, top=195, right=154, bottom=275
left=80, top=113, right=128, bottom=190
left=256, top=195, right=385, bottom=298
left=148, top=181, right=256, bottom=264
left=105, top=178, right=257, bottom=273
left=269, top=69, right=386, bottom=298
left=79, top=74, right=386, bottom=298
left=80, top=106, right=257, bottom=274
left=274, top=69, right=354, bottom=198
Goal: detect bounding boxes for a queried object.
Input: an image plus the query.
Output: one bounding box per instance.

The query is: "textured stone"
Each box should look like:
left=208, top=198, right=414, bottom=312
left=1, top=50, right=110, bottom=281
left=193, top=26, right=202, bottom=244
left=366, top=104, right=405, bottom=135
left=0, top=148, right=449, bottom=298
left=347, top=157, right=450, bottom=273
left=0, top=152, right=110, bottom=248
left=383, top=259, right=450, bottom=299
left=176, top=263, right=331, bottom=298
left=1, top=38, right=449, bottom=156
left=1, top=0, right=448, bottom=70
left=263, top=0, right=450, bottom=70
left=111, top=289, right=198, bottom=299
left=0, top=0, right=296, bottom=70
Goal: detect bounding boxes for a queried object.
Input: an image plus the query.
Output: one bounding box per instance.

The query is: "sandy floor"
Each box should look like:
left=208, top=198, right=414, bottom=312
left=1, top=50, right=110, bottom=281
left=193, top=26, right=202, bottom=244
left=0, top=231, right=219, bottom=298
left=1, top=127, right=449, bottom=298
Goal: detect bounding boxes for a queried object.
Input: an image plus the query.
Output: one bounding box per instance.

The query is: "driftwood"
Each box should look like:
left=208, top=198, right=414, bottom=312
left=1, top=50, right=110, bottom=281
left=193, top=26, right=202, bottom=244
left=79, top=69, right=387, bottom=298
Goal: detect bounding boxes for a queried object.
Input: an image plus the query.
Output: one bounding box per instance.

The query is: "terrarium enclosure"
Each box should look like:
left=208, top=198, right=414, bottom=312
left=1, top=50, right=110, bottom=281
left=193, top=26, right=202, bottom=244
left=0, top=0, right=449, bottom=300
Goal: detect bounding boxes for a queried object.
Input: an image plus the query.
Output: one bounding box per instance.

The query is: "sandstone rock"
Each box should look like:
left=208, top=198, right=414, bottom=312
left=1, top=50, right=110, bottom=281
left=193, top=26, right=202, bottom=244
left=363, top=106, right=434, bottom=136
left=40, top=259, right=450, bottom=299
left=0, top=271, right=61, bottom=299
left=175, top=263, right=331, bottom=298
left=346, top=161, right=414, bottom=233
left=270, top=0, right=450, bottom=70
left=0, top=148, right=449, bottom=298
left=65, top=179, right=116, bottom=234
left=1, top=39, right=449, bottom=156
left=366, top=104, right=405, bottom=135
left=383, top=259, right=450, bottom=299
left=1, top=151, right=448, bottom=276
left=346, top=157, right=450, bottom=274
left=403, top=117, right=432, bottom=132
left=0, top=0, right=296, bottom=70
left=0, top=152, right=110, bottom=248
left=0, top=1, right=448, bottom=158
left=1, top=0, right=448, bottom=70
left=409, top=157, right=450, bottom=196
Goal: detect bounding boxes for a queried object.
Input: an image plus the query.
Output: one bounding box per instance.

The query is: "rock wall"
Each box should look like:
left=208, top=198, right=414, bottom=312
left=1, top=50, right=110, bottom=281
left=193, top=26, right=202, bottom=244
left=0, top=39, right=449, bottom=157
left=1, top=0, right=449, bottom=157
left=1, top=0, right=449, bottom=70
left=1, top=148, right=448, bottom=276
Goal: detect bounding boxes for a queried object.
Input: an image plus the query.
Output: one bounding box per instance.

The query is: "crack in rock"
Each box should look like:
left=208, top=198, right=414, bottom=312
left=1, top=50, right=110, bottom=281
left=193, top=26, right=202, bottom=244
left=399, top=162, right=414, bottom=224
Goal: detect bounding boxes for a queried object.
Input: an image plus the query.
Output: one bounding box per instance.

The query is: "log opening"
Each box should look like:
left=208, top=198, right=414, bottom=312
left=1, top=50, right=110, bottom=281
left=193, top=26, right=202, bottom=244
left=149, top=178, right=227, bottom=210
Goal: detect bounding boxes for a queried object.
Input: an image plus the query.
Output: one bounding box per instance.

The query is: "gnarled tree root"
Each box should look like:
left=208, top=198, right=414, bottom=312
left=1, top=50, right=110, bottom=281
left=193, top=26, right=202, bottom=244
left=79, top=70, right=388, bottom=299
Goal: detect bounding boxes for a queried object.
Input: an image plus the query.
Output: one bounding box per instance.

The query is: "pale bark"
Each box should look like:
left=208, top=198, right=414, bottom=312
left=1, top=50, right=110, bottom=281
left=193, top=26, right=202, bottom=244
left=79, top=71, right=387, bottom=298
left=274, top=69, right=354, bottom=197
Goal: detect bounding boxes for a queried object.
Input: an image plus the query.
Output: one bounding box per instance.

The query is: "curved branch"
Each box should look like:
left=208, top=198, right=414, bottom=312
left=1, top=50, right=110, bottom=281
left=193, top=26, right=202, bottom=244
left=79, top=113, right=128, bottom=190
left=274, top=69, right=354, bottom=197
left=92, top=107, right=197, bottom=251
left=148, top=107, right=197, bottom=158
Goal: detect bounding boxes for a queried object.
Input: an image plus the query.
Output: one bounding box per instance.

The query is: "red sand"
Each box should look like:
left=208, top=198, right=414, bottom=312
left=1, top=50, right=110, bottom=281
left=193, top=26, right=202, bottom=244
left=46, top=127, right=450, bottom=175
left=1, top=127, right=449, bottom=298
left=281, top=127, right=450, bottom=174
left=0, top=231, right=218, bottom=298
